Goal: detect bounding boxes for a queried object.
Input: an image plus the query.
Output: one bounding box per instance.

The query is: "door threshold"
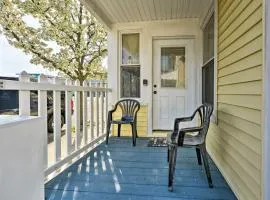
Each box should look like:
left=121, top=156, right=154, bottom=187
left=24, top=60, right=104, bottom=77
left=152, top=130, right=172, bottom=137
left=153, top=129, right=172, bottom=132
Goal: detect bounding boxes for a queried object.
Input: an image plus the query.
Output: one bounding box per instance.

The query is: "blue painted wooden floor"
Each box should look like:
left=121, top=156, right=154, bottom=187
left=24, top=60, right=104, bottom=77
left=45, top=137, right=236, bottom=200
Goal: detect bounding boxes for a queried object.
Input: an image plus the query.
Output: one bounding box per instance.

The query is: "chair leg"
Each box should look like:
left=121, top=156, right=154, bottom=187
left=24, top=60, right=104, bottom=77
left=196, top=147, right=202, bottom=165
left=131, top=123, right=136, bottom=146
left=201, top=145, right=213, bottom=188
left=167, top=147, right=170, bottom=162
left=106, top=122, right=111, bottom=145
left=168, top=144, right=177, bottom=192
left=117, top=124, right=121, bottom=137
left=135, top=122, right=138, bottom=138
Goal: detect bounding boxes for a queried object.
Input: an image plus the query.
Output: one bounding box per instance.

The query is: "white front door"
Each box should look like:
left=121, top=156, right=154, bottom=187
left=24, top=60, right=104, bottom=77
left=152, top=39, right=196, bottom=130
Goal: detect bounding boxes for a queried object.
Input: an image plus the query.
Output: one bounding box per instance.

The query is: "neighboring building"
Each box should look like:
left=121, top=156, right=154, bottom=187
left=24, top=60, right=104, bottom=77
left=0, top=76, right=19, bottom=112
left=83, top=0, right=270, bottom=199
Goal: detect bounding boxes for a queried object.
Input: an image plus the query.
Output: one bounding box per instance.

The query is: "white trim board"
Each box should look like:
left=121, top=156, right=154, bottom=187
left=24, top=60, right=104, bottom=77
left=81, top=0, right=112, bottom=30
left=200, top=0, right=214, bottom=29
left=263, top=0, right=270, bottom=199
left=118, top=29, right=143, bottom=101
left=213, top=1, right=218, bottom=124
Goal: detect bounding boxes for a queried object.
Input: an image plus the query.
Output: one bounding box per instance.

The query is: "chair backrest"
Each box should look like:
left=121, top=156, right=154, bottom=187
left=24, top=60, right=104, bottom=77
left=197, top=103, right=213, bottom=142
left=115, top=99, right=140, bottom=120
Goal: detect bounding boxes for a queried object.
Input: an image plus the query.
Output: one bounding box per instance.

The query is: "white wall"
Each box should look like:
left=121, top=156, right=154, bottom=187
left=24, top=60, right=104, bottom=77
left=0, top=116, right=45, bottom=200
left=107, top=19, right=203, bottom=134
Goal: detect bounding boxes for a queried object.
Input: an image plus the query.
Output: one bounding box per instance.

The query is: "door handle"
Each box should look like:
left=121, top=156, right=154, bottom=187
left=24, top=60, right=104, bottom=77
left=153, top=91, right=157, bottom=94
left=154, top=84, right=157, bottom=88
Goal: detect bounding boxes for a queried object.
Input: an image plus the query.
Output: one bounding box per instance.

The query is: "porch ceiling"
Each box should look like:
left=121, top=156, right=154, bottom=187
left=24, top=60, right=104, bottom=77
left=82, top=0, right=213, bottom=29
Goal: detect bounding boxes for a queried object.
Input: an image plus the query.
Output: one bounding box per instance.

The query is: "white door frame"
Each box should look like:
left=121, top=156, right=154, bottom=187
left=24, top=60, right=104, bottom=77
left=263, top=0, right=270, bottom=199
left=151, top=37, right=197, bottom=131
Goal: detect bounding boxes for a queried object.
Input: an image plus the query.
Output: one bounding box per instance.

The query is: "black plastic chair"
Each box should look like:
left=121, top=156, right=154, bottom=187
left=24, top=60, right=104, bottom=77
left=167, top=103, right=213, bottom=191
left=106, top=99, right=140, bottom=146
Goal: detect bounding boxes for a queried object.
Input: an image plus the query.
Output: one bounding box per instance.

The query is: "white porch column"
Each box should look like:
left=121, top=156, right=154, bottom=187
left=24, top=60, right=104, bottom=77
left=19, top=71, right=30, bottom=116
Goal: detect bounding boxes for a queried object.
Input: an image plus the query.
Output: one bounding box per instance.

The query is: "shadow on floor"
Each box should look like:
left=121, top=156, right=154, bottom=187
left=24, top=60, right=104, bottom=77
left=45, top=137, right=236, bottom=200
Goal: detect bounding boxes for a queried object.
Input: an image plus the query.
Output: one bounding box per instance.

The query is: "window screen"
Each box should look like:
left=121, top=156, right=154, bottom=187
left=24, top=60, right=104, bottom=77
left=202, top=59, right=214, bottom=105
left=120, top=66, right=140, bottom=98
left=202, top=14, right=214, bottom=105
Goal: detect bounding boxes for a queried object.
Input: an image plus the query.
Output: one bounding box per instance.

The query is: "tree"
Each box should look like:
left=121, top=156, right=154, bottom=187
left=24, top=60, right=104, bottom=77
left=0, top=0, right=107, bottom=84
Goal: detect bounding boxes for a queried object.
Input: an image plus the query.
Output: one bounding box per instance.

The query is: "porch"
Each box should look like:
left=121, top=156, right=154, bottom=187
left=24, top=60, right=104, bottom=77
left=45, top=137, right=236, bottom=200
left=0, top=0, right=267, bottom=199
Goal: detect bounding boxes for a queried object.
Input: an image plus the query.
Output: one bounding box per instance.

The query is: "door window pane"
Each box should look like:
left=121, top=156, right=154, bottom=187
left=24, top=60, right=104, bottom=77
left=122, top=33, right=140, bottom=65
left=121, top=66, right=140, bottom=98
left=161, top=47, right=185, bottom=88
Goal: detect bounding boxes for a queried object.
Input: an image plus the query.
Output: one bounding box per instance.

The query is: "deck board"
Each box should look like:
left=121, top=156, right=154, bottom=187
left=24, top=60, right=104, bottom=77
left=45, top=137, right=237, bottom=200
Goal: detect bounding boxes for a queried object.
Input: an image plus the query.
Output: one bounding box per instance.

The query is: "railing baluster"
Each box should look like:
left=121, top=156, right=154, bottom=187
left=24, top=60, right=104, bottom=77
left=19, top=71, right=30, bottom=116
left=105, top=81, right=108, bottom=133
left=53, top=77, right=62, bottom=162
left=1, top=75, right=112, bottom=177
left=101, top=81, right=105, bottom=134
left=96, top=82, right=100, bottom=137
left=74, top=80, right=81, bottom=149
left=83, top=81, right=88, bottom=145
left=65, top=79, right=72, bottom=155
left=90, top=81, right=94, bottom=140
left=38, top=74, right=48, bottom=169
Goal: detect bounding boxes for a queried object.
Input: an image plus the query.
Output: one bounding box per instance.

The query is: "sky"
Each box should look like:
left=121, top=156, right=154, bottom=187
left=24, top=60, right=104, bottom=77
left=0, top=35, right=58, bottom=77
left=0, top=15, right=107, bottom=78
left=0, top=15, right=58, bottom=77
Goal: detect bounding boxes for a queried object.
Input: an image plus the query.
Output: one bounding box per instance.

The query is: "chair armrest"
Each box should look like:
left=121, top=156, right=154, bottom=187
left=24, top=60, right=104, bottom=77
left=180, top=126, right=203, bottom=133
left=177, top=126, right=203, bottom=146
left=167, top=131, right=179, bottom=144
left=173, top=108, right=199, bottom=131
left=107, top=110, right=114, bottom=122
left=107, top=104, right=118, bottom=121
left=168, top=126, right=203, bottom=146
left=173, top=117, right=192, bottom=131
left=109, top=106, right=117, bottom=113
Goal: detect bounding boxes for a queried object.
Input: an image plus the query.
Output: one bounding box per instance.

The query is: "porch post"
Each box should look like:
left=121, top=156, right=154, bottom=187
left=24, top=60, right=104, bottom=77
left=263, top=0, right=270, bottom=199
left=19, top=71, right=30, bottom=116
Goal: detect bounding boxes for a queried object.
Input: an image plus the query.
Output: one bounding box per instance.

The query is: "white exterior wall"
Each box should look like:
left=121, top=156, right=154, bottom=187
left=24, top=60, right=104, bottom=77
left=0, top=116, right=45, bottom=200
left=107, top=19, right=203, bottom=134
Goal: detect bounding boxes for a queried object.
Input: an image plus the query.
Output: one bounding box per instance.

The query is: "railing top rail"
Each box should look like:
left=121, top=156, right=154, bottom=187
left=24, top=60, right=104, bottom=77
left=0, top=79, right=112, bottom=92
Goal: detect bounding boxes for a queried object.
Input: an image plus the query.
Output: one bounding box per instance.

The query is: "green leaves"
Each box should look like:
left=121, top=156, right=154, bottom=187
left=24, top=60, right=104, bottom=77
left=0, top=0, right=107, bottom=82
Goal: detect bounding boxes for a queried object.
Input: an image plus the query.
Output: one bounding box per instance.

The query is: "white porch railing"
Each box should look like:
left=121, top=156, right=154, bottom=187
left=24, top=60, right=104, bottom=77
left=0, top=71, right=111, bottom=179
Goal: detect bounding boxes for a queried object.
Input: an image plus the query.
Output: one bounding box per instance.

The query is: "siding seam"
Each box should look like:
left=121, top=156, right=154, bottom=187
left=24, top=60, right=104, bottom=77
left=218, top=64, right=262, bottom=78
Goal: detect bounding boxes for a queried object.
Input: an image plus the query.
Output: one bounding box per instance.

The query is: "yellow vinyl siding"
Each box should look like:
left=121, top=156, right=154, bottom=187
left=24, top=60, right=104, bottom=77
left=218, top=103, right=261, bottom=125
left=218, top=51, right=262, bottom=77
left=206, top=1, right=263, bottom=200
left=218, top=111, right=261, bottom=140
left=218, top=81, right=262, bottom=95
left=218, top=36, right=262, bottom=68
left=112, top=105, right=148, bottom=136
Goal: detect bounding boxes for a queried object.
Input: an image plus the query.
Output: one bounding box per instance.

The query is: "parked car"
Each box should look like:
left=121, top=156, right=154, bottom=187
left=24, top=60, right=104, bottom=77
left=0, top=76, right=73, bottom=133
left=30, top=91, right=74, bottom=133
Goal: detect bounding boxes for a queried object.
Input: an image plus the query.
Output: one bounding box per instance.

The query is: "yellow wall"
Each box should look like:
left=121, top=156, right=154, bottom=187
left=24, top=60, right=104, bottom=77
left=112, top=105, right=148, bottom=137
left=206, top=1, right=263, bottom=200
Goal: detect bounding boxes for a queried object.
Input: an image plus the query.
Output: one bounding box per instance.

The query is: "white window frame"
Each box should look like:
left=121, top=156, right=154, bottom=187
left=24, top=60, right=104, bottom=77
left=201, top=1, right=217, bottom=124
left=118, top=30, right=142, bottom=100
left=263, top=0, right=270, bottom=199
